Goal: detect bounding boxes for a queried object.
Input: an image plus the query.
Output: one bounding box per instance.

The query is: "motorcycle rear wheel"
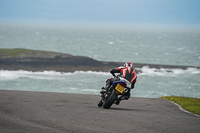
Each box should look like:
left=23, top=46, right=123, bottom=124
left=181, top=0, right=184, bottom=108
left=103, top=90, right=117, bottom=109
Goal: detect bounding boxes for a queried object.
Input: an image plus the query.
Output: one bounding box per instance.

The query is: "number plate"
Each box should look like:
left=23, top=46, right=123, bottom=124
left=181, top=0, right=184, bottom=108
left=115, top=84, right=125, bottom=93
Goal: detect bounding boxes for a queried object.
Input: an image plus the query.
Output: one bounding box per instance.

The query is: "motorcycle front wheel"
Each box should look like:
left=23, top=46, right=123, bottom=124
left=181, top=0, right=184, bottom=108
left=98, top=99, right=103, bottom=107
left=103, top=90, right=118, bottom=109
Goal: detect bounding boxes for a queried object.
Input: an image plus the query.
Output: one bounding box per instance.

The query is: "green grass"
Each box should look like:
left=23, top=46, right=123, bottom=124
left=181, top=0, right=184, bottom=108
left=160, top=96, right=200, bottom=115
left=0, top=48, right=67, bottom=58
left=0, top=48, right=38, bottom=57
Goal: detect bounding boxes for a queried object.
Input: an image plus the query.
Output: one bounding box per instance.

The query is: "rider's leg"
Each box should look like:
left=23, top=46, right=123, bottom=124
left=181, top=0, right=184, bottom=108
left=104, top=77, right=120, bottom=91
left=105, top=78, right=112, bottom=90
left=100, top=77, right=120, bottom=95
left=100, top=78, right=113, bottom=94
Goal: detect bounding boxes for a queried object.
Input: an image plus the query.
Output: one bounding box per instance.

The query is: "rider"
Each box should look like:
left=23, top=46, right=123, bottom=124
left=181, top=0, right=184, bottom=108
left=101, top=62, right=137, bottom=102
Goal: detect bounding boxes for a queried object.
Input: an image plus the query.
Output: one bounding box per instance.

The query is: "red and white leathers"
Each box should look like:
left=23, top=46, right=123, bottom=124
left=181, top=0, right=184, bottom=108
left=110, top=66, right=137, bottom=89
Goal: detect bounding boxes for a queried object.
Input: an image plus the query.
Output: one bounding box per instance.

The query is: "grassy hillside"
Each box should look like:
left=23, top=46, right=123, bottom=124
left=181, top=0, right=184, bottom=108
left=0, top=48, right=72, bottom=58
left=0, top=48, right=37, bottom=57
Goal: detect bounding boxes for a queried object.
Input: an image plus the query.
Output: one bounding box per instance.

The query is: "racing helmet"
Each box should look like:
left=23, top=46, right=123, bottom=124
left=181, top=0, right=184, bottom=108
left=124, top=62, right=132, bottom=67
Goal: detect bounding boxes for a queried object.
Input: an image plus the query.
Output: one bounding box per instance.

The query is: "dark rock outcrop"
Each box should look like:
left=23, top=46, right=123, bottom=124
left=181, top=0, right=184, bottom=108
left=0, top=55, right=120, bottom=72
left=0, top=49, right=199, bottom=73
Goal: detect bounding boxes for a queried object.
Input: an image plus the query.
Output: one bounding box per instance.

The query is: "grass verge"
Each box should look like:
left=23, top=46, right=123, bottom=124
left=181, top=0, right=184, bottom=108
left=0, top=48, right=38, bottom=57
left=159, top=96, right=200, bottom=115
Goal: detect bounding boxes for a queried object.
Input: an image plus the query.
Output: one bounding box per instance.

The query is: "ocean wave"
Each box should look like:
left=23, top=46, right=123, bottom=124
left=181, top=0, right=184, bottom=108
left=1, top=69, right=199, bottom=98
left=72, top=70, right=110, bottom=75
left=137, top=66, right=200, bottom=76
left=0, top=70, right=110, bottom=80
left=0, top=68, right=199, bottom=80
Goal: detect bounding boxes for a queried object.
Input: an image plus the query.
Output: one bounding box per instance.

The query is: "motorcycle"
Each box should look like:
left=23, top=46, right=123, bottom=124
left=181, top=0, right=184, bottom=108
left=98, top=75, right=131, bottom=109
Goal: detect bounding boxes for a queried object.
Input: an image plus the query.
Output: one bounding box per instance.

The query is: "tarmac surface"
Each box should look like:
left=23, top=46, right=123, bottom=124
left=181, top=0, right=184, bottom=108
left=0, top=90, right=200, bottom=133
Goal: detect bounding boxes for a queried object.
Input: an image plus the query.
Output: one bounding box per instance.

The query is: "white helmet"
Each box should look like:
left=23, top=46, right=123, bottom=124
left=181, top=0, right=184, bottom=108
left=124, top=62, right=132, bottom=67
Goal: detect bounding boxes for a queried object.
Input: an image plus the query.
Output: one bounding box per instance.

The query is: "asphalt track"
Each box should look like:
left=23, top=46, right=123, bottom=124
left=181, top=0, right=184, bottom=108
left=0, top=90, right=200, bottom=133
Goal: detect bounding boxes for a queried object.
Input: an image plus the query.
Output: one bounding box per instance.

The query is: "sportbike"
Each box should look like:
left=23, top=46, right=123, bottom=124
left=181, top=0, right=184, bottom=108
left=98, top=75, right=131, bottom=109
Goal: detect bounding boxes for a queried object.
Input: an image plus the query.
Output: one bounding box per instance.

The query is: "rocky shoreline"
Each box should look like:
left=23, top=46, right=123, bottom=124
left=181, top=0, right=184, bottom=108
left=0, top=48, right=199, bottom=73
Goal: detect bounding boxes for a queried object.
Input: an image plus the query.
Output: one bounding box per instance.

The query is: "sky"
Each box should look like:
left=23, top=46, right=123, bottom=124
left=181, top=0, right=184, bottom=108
left=0, top=0, right=200, bottom=28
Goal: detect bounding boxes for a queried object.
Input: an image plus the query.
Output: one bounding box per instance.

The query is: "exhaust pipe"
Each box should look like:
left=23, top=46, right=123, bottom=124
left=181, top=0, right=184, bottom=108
left=124, top=88, right=128, bottom=93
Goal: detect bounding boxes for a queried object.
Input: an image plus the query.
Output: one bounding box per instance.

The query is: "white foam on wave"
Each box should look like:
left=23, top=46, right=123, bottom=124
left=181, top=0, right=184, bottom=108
left=0, top=70, right=61, bottom=80
left=138, top=66, right=168, bottom=76
left=137, top=66, right=200, bottom=77
left=0, top=70, right=20, bottom=80
left=73, top=70, right=110, bottom=75
left=169, top=67, right=200, bottom=75
left=0, top=70, right=110, bottom=80
left=1, top=67, right=199, bottom=81
left=108, top=41, right=114, bottom=44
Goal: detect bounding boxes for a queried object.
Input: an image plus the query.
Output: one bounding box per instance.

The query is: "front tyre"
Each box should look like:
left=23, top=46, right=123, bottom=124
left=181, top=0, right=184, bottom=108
left=103, top=90, right=117, bottom=109
left=98, top=99, right=103, bottom=107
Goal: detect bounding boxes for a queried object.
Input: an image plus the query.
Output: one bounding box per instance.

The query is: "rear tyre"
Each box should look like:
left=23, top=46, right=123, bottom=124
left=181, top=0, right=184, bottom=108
left=103, top=90, right=117, bottom=109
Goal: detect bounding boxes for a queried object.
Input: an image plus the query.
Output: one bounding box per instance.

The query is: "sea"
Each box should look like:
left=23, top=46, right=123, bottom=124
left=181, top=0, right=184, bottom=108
left=0, top=24, right=200, bottom=98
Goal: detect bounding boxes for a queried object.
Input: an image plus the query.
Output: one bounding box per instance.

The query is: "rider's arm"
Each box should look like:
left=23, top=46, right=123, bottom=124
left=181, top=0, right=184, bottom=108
left=110, top=68, right=120, bottom=77
left=131, top=79, right=137, bottom=89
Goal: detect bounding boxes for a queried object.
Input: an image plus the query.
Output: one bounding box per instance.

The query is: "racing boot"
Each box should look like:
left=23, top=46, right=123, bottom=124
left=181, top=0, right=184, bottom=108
left=123, top=95, right=130, bottom=100
left=122, top=92, right=131, bottom=100
left=122, top=88, right=131, bottom=100
left=115, top=97, right=122, bottom=105
left=115, top=100, right=120, bottom=105
left=100, top=78, right=112, bottom=94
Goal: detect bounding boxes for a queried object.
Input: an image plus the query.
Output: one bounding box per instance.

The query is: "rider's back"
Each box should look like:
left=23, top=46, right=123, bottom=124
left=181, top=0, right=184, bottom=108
left=120, top=67, right=137, bottom=83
